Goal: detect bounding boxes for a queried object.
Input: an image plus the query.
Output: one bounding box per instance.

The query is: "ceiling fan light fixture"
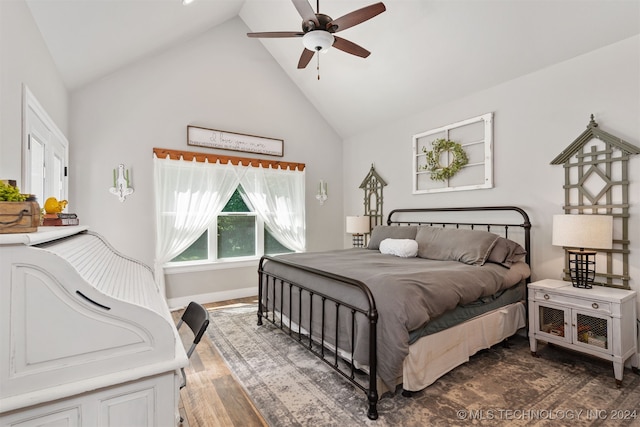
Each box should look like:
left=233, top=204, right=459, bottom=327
left=302, top=30, right=334, bottom=53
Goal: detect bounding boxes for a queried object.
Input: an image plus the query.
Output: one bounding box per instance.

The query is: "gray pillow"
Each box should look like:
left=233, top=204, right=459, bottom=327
left=367, top=226, right=418, bottom=250
left=486, top=237, right=527, bottom=268
left=415, top=226, right=500, bottom=266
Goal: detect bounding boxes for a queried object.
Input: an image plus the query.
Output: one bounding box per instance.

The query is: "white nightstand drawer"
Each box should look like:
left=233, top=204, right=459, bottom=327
left=533, top=290, right=611, bottom=314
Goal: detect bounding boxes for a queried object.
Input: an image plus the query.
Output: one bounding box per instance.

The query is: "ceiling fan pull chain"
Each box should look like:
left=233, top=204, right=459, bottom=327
left=317, top=53, right=320, bottom=80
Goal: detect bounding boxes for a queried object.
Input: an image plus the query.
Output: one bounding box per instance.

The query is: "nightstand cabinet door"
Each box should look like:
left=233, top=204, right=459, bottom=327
left=571, top=310, right=611, bottom=355
left=534, top=301, right=571, bottom=344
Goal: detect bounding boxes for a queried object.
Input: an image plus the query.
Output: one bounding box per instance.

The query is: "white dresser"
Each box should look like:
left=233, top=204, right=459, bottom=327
left=528, top=279, right=639, bottom=387
left=0, top=227, right=188, bottom=426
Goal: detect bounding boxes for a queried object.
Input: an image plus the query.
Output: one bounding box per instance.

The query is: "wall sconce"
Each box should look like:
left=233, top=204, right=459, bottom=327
left=346, top=215, right=370, bottom=248
left=109, top=164, right=134, bottom=202
left=552, top=214, right=613, bottom=288
left=316, top=180, right=328, bottom=205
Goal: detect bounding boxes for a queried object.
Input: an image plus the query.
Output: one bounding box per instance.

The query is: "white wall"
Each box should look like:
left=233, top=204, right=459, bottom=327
left=69, top=17, right=344, bottom=305
left=343, top=36, right=640, bottom=309
left=4, top=0, right=638, bottom=312
left=0, top=0, right=69, bottom=188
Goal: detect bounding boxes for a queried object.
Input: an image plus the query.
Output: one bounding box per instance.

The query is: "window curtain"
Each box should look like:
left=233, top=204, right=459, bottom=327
left=153, top=156, right=239, bottom=296
left=240, top=165, right=306, bottom=253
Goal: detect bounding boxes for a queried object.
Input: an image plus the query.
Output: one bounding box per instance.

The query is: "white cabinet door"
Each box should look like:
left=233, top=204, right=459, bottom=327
left=534, top=301, right=571, bottom=345
left=571, top=310, right=611, bottom=355
left=8, top=408, right=80, bottom=427
left=98, top=388, right=156, bottom=427
left=1, top=373, right=177, bottom=427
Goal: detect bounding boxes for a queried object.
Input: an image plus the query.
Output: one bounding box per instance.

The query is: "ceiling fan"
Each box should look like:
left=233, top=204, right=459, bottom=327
left=247, top=0, right=386, bottom=73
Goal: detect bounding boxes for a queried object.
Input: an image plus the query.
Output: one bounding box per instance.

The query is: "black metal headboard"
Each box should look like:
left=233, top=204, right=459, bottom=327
left=386, top=206, right=532, bottom=267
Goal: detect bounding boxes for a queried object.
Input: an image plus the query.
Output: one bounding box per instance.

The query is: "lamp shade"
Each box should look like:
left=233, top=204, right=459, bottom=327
left=346, top=216, right=370, bottom=234
left=302, top=30, right=334, bottom=52
left=552, top=214, right=613, bottom=250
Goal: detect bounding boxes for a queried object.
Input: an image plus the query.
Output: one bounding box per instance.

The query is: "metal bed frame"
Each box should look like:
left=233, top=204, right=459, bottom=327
left=257, top=206, right=532, bottom=420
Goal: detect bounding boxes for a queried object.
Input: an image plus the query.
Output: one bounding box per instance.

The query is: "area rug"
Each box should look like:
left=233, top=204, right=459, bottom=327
left=207, top=303, right=640, bottom=426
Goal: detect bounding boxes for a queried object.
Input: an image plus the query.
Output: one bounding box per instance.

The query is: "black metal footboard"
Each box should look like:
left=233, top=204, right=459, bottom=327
left=257, top=255, right=380, bottom=420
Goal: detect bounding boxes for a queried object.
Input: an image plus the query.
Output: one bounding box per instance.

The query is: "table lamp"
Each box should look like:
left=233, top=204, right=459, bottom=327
left=346, top=216, right=370, bottom=248
left=552, top=214, right=613, bottom=288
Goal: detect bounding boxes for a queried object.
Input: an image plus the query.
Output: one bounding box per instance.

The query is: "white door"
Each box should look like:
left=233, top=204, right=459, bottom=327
left=22, top=85, right=69, bottom=207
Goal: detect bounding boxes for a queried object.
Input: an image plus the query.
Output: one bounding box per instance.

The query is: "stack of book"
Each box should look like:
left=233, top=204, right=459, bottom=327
left=43, top=212, right=79, bottom=226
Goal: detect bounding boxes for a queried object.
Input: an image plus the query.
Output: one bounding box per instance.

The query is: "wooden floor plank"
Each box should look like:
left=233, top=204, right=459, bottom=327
left=212, top=376, right=266, bottom=427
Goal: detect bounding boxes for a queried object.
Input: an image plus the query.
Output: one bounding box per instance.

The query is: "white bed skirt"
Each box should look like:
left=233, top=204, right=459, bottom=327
left=401, top=301, right=526, bottom=392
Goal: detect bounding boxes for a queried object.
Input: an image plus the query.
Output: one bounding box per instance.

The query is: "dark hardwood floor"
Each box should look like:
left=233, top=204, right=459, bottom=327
left=173, top=298, right=267, bottom=427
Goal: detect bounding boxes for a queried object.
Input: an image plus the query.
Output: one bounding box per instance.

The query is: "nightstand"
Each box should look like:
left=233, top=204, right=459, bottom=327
left=528, top=279, right=639, bottom=387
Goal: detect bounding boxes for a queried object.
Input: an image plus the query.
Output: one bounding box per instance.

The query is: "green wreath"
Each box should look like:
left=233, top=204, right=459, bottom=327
left=421, top=139, right=469, bottom=181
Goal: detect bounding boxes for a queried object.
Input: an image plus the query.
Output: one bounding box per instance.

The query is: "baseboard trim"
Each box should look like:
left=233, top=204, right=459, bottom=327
left=168, top=287, right=258, bottom=310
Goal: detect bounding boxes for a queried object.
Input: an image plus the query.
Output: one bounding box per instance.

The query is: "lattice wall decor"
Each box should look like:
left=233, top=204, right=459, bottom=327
left=359, top=164, right=387, bottom=245
left=550, top=115, right=640, bottom=289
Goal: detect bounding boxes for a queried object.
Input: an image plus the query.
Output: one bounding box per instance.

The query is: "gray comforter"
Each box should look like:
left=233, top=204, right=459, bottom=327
left=262, top=248, right=525, bottom=390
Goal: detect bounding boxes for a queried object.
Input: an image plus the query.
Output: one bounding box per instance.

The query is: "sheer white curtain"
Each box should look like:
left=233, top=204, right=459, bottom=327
left=153, top=156, right=239, bottom=296
left=240, top=165, right=306, bottom=252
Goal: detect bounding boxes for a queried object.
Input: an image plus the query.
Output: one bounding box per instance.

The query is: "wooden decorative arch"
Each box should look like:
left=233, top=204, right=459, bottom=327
left=359, top=165, right=387, bottom=244
left=550, top=115, right=639, bottom=289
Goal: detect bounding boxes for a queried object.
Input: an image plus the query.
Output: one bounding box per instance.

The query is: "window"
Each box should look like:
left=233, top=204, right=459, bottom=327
left=171, top=187, right=293, bottom=264
left=154, top=153, right=305, bottom=285
left=22, top=85, right=68, bottom=204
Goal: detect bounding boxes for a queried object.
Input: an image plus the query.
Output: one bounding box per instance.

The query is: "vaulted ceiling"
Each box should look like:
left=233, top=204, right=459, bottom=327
left=25, top=0, right=640, bottom=138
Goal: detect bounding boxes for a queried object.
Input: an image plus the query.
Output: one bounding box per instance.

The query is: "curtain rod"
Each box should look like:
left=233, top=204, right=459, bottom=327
left=153, top=148, right=305, bottom=171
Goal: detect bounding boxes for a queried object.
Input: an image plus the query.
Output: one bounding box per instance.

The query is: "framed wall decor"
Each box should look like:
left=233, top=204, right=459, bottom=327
left=187, top=125, right=284, bottom=157
left=412, top=113, right=493, bottom=194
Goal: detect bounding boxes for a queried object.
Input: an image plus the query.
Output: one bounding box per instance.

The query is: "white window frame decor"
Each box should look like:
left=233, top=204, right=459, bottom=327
left=412, top=113, right=493, bottom=194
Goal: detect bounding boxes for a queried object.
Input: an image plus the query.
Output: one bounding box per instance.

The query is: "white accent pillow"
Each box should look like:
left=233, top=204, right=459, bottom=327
left=379, top=238, right=418, bottom=258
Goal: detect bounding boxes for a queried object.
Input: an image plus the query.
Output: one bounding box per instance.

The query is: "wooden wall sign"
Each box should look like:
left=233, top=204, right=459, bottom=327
left=187, top=125, right=284, bottom=157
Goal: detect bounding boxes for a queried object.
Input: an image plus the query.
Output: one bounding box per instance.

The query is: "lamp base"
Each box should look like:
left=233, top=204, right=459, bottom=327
left=351, top=234, right=365, bottom=248
left=568, top=249, right=596, bottom=289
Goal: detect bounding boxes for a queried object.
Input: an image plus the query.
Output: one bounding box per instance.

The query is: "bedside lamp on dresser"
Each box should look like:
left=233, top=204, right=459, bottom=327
left=551, top=214, right=612, bottom=289
left=346, top=215, right=370, bottom=248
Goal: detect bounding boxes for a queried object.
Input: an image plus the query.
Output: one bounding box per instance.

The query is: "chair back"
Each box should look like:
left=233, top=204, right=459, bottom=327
left=177, top=301, right=210, bottom=358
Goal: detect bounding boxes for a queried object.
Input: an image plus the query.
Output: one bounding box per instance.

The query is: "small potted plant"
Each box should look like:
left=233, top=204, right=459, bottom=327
left=0, top=181, right=40, bottom=233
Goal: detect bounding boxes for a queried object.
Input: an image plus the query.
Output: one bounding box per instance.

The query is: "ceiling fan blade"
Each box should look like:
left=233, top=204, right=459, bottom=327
left=247, top=31, right=304, bottom=38
left=330, top=2, right=386, bottom=32
left=332, top=36, right=370, bottom=58
left=297, top=48, right=315, bottom=69
left=292, top=0, right=319, bottom=27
